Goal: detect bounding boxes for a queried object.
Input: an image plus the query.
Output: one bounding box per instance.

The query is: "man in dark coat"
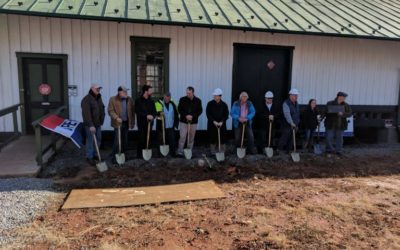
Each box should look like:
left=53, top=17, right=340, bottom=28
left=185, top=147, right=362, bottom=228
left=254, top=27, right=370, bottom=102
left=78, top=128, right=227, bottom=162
left=255, top=91, right=280, bottom=154
left=324, top=92, right=352, bottom=155
left=81, top=84, right=105, bottom=165
left=135, top=85, right=157, bottom=159
left=155, top=92, right=179, bottom=156
left=278, top=88, right=300, bottom=152
left=206, top=88, right=229, bottom=155
left=177, top=86, right=203, bottom=156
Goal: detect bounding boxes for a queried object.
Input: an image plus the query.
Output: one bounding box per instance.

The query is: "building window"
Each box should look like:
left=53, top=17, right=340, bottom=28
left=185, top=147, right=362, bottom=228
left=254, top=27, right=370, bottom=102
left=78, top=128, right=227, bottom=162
left=131, top=37, right=170, bottom=98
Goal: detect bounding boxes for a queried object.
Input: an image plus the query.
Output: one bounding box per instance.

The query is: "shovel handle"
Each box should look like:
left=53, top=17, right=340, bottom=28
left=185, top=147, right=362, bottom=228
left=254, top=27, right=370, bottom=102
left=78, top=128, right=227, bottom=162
left=292, top=128, right=297, bottom=153
left=92, top=132, right=102, bottom=162
left=268, top=120, right=272, bottom=148
left=146, top=120, right=151, bottom=149
left=240, top=122, right=246, bottom=148
left=217, top=126, right=221, bottom=152
left=186, top=121, right=191, bottom=147
left=118, top=126, right=122, bottom=154
left=161, top=115, right=166, bottom=145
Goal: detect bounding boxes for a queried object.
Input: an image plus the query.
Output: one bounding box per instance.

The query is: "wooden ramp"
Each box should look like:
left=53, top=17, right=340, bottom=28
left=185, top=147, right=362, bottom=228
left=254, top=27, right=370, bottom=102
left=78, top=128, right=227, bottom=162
left=0, top=136, right=40, bottom=177
left=62, top=180, right=225, bottom=209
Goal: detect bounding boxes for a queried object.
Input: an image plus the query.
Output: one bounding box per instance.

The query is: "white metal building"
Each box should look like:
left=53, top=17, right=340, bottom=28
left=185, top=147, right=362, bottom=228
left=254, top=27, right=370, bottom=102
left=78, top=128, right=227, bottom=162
left=0, top=0, right=399, bottom=134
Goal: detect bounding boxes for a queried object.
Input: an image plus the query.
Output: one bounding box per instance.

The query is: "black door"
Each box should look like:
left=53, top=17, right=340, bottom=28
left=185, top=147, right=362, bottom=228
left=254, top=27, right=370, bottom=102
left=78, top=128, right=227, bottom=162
left=232, top=44, right=293, bottom=113
left=22, top=58, right=65, bottom=134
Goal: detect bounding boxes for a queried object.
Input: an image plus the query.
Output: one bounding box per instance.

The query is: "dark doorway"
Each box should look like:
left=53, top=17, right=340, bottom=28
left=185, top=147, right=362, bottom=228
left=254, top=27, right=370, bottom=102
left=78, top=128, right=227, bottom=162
left=232, top=44, right=294, bottom=112
left=17, top=54, right=68, bottom=134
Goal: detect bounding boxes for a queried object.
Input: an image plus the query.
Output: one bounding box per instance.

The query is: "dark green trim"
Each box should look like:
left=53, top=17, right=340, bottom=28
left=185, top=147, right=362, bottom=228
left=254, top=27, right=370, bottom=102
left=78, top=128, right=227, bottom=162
left=130, top=36, right=171, bottom=99
left=1, top=9, right=399, bottom=42
left=16, top=52, right=69, bottom=135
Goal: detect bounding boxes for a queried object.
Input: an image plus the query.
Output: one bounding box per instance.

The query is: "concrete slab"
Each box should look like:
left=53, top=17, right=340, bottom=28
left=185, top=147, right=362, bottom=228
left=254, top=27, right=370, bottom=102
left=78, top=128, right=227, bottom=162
left=0, top=136, right=41, bottom=177
left=62, top=180, right=226, bottom=209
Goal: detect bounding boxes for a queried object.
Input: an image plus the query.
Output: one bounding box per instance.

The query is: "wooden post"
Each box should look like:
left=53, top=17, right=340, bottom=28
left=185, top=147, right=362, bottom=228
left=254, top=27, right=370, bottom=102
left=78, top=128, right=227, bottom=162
left=12, top=110, right=18, bottom=134
left=34, top=125, right=42, bottom=166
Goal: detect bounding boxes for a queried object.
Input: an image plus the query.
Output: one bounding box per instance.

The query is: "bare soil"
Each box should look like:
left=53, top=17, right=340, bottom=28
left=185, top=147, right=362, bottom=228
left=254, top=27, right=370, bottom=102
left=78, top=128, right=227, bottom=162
left=4, top=143, right=400, bottom=249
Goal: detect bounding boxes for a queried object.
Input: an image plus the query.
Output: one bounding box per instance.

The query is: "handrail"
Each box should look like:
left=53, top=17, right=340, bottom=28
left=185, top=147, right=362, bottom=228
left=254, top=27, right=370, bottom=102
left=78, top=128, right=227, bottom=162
left=31, top=105, right=67, bottom=127
left=31, top=105, right=67, bottom=166
left=0, top=103, right=22, bottom=149
left=0, top=103, right=21, bottom=117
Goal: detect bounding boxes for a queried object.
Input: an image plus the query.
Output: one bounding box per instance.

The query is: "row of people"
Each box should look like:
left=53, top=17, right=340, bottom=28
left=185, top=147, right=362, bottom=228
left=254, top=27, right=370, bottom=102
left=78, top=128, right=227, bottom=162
left=81, top=84, right=351, bottom=165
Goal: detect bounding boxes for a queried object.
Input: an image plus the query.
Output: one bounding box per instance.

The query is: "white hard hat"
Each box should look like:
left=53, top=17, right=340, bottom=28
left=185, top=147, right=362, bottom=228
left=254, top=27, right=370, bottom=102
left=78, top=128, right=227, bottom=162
left=212, top=88, right=223, bottom=96
left=289, top=88, right=300, bottom=95
left=265, top=91, right=274, bottom=98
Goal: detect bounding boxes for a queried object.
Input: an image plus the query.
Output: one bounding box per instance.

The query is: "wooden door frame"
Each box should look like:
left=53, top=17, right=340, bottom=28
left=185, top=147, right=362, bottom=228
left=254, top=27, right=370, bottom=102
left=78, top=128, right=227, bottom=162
left=231, top=43, right=295, bottom=104
left=16, top=52, right=69, bottom=135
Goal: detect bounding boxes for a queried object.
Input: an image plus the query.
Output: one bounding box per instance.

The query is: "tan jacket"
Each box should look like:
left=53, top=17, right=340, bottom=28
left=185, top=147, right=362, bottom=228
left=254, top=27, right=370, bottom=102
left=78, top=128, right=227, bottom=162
left=108, top=95, right=135, bottom=129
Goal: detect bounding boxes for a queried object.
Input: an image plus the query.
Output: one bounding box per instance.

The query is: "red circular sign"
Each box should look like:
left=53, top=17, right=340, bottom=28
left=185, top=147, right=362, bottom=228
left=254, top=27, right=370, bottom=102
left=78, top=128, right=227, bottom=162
left=38, top=83, right=52, bottom=95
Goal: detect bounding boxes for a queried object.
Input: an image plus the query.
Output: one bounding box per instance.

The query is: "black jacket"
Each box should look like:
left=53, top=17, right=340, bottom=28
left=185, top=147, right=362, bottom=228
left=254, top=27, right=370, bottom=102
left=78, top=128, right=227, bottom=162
left=81, top=90, right=105, bottom=127
left=254, top=102, right=279, bottom=130
left=178, top=96, right=203, bottom=124
left=156, top=99, right=179, bottom=130
left=206, top=100, right=229, bottom=130
left=302, top=107, right=319, bottom=131
left=135, top=95, right=157, bottom=129
left=324, top=99, right=352, bottom=130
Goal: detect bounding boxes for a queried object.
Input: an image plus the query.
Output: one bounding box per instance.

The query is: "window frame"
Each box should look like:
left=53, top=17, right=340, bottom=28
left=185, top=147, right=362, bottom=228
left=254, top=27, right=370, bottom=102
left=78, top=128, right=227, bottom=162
left=130, top=36, right=170, bottom=98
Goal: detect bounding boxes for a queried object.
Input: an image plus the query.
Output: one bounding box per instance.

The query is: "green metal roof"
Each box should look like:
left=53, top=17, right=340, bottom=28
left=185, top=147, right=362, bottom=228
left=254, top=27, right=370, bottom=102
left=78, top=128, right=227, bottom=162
left=0, top=0, right=399, bottom=40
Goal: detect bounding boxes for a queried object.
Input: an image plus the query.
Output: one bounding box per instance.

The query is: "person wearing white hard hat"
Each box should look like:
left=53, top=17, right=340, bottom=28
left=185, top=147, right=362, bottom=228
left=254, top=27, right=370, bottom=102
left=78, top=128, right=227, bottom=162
left=254, top=91, right=280, bottom=154
left=206, top=88, right=229, bottom=155
left=278, top=88, right=301, bottom=153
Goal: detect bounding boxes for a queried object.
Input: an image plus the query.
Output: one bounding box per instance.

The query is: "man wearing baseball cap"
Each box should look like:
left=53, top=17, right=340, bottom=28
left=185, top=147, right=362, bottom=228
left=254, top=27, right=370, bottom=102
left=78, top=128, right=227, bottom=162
left=206, top=88, right=229, bottom=155
left=107, top=86, right=135, bottom=163
left=278, top=88, right=300, bottom=153
left=255, top=91, right=280, bottom=154
left=81, top=84, right=105, bottom=165
left=324, top=91, right=352, bottom=155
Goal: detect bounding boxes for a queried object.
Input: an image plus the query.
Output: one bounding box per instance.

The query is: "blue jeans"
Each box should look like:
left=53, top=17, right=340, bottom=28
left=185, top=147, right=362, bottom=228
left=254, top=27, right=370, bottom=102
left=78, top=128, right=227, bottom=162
left=326, top=129, right=343, bottom=153
left=85, top=126, right=102, bottom=159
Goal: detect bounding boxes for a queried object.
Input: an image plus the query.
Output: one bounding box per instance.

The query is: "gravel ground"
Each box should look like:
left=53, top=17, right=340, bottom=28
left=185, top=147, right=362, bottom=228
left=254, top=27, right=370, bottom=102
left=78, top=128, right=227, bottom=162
left=0, top=178, right=62, bottom=245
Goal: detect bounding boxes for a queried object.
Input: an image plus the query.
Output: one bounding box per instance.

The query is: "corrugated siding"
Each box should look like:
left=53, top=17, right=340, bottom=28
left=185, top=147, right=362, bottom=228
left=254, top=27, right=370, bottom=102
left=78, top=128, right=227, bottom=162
left=0, top=13, right=399, bottom=131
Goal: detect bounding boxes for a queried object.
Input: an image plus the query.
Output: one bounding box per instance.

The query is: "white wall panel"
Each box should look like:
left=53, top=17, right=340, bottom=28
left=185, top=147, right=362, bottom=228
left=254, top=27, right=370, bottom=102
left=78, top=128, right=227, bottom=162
left=0, top=14, right=399, bottom=131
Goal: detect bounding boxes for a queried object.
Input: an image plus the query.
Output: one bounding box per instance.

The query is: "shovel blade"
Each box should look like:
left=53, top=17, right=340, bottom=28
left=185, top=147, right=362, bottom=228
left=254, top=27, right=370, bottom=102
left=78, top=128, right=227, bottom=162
left=291, top=152, right=300, bottom=162
left=265, top=147, right=274, bottom=158
left=142, top=149, right=152, bottom=161
left=216, top=152, right=225, bottom=162
left=96, top=162, right=108, bottom=172
left=237, top=148, right=246, bottom=159
left=160, top=145, right=169, bottom=157
left=115, top=153, right=125, bottom=165
left=313, top=144, right=322, bottom=155
left=184, top=148, right=192, bottom=159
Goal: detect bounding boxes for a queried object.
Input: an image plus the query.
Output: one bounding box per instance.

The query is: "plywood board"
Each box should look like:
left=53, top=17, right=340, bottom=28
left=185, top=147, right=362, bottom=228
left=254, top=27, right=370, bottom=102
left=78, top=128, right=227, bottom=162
left=62, top=180, right=225, bottom=209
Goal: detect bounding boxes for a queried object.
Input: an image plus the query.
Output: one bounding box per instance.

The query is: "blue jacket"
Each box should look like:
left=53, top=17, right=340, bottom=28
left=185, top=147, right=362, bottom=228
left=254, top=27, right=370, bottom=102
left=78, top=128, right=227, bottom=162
left=230, top=100, right=256, bottom=128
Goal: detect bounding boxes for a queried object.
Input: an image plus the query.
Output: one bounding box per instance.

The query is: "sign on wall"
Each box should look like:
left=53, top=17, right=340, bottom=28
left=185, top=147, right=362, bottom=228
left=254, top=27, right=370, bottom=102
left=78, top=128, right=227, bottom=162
left=317, top=116, right=354, bottom=137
